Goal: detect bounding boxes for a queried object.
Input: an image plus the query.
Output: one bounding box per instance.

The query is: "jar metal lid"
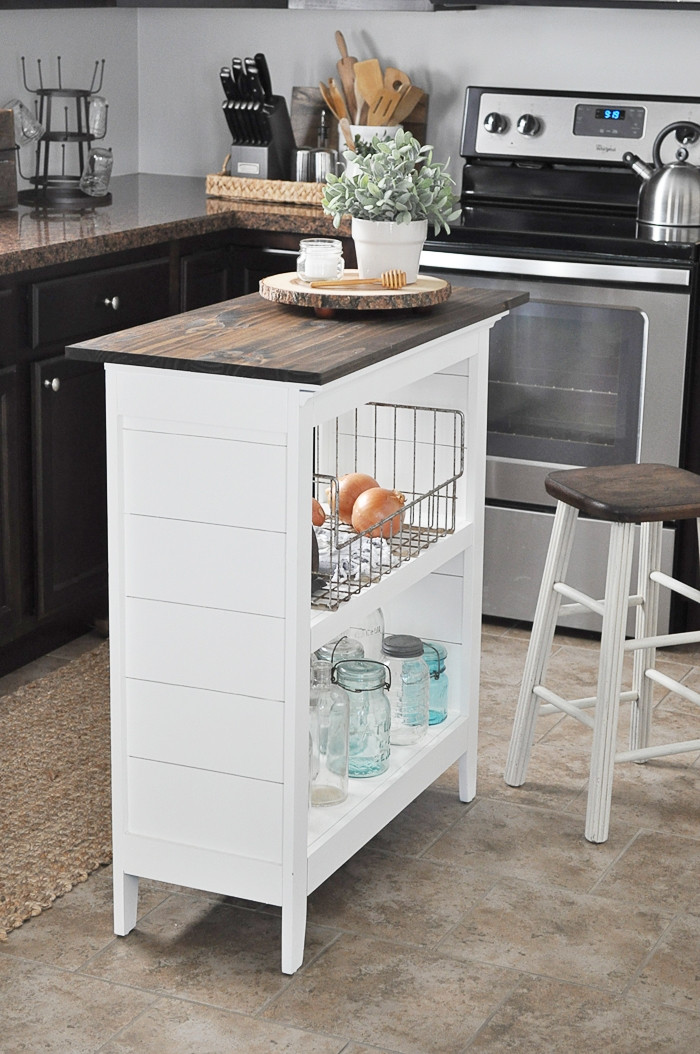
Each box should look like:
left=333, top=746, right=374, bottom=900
left=382, top=633, right=424, bottom=658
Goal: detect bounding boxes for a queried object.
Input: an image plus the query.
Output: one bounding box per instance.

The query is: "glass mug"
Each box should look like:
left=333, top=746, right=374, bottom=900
left=88, top=96, right=108, bottom=139
left=79, top=147, right=113, bottom=197
left=3, top=98, right=44, bottom=147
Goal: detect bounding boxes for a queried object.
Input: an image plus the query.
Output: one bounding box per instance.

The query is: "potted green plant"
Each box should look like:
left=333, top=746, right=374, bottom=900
left=322, top=129, right=460, bottom=284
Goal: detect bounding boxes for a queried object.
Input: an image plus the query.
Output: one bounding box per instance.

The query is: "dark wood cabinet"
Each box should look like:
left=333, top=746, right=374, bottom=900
left=31, top=355, right=108, bottom=618
left=0, top=365, right=22, bottom=641
left=0, top=227, right=351, bottom=672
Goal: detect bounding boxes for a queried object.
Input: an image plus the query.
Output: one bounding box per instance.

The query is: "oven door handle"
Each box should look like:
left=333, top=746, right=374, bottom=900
left=420, top=249, right=690, bottom=288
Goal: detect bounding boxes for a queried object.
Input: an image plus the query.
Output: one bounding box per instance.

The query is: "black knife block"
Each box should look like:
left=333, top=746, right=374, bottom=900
left=228, top=95, right=296, bottom=181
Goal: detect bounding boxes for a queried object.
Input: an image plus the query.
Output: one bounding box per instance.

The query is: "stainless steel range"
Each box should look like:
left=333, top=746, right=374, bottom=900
left=421, top=87, right=700, bottom=633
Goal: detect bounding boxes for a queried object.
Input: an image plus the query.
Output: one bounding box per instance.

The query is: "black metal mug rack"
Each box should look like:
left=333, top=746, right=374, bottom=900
left=16, top=56, right=110, bottom=208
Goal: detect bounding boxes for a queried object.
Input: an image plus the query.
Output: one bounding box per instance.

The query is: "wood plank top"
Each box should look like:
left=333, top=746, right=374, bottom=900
left=66, top=285, right=528, bottom=386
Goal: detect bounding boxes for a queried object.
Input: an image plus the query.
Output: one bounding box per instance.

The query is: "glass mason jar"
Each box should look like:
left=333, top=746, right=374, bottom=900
left=347, top=607, right=385, bottom=662
left=422, top=640, right=449, bottom=725
left=381, top=634, right=430, bottom=746
left=314, top=634, right=364, bottom=666
left=296, top=238, right=344, bottom=283
left=309, top=659, right=349, bottom=807
left=333, top=659, right=391, bottom=778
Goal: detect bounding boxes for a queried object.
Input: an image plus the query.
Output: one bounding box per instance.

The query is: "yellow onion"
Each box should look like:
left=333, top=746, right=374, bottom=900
left=312, top=497, right=326, bottom=527
left=329, top=472, right=380, bottom=524
left=351, top=487, right=405, bottom=538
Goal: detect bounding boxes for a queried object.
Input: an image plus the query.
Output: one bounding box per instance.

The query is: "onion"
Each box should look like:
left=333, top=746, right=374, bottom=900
left=329, top=472, right=379, bottom=523
left=312, top=497, right=326, bottom=527
left=351, top=487, right=406, bottom=538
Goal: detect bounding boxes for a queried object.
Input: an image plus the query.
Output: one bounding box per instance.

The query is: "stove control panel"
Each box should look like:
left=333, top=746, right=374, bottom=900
left=463, top=88, right=700, bottom=165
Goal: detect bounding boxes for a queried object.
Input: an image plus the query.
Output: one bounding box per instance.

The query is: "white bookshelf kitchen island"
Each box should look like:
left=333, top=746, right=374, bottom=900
left=67, top=283, right=527, bottom=974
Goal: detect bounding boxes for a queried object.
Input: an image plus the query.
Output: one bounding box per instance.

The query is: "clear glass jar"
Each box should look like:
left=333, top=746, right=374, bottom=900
left=333, top=659, right=391, bottom=778
left=309, top=659, right=349, bottom=806
left=347, top=607, right=385, bottom=662
left=79, top=146, right=113, bottom=197
left=296, top=238, right=344, bottom=283
left=381, top=634, right=430, bottom=746
left=422, top=640, right=448, bottom=725
left=314, top=635, right=364, bottom=666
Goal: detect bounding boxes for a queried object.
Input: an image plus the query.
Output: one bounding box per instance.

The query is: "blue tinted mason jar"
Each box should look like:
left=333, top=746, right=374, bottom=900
left=381, top=634, right=430, bottom=746
left=422, top=640, right=448, bottom=724
left=332, top=659, right=391, bottom=778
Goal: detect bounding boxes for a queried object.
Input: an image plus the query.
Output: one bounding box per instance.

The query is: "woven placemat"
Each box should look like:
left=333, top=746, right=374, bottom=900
left=0, top=641, right=111, bottom=940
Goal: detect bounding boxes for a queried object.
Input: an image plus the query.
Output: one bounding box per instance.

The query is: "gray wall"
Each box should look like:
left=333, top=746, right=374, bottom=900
left=2, top=6, right=700, bottom=185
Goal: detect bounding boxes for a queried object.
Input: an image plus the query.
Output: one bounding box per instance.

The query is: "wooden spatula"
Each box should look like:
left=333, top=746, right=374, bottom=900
left=328, top=77, right=349, bottom=122
left=391, top=85, right=426, bottom=125
left=335, top=30, right=357, bottom=124
left=353, top=59, right=383, bottom=118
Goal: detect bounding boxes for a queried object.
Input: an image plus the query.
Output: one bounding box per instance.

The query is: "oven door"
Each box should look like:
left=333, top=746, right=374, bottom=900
left=420, top=248, right=691, bottom=630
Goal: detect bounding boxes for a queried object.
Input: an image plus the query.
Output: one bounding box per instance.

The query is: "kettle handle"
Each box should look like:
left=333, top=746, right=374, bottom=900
left=652, top=121, right=700, bottom=168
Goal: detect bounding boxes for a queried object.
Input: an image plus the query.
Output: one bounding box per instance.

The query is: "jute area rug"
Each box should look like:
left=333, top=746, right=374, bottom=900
left=0, top=641, right=112, bottom=940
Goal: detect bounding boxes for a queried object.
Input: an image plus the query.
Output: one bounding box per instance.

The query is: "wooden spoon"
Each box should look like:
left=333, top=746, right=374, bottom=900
left=328, top=77, right=349, bottom=122
left=318, top=80, right=342, bottom=122
left=335, top=30, right=358, bottom=124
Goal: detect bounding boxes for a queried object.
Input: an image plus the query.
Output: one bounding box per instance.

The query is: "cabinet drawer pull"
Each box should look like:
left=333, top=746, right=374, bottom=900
left=103, top=296, right=120, bottom=310
left=43, top=377, right=61, bottom=392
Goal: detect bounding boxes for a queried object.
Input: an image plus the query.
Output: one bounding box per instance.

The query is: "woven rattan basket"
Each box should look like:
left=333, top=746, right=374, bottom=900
left=206, top=171, right=324, bottom=208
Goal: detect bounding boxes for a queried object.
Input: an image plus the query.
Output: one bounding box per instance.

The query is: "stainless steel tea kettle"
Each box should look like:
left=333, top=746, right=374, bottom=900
left=623, top=121, right=700, bottom=229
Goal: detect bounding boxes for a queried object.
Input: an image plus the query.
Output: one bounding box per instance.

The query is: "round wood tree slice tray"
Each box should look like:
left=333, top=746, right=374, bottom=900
left=259, top=271, right=451, bottom=318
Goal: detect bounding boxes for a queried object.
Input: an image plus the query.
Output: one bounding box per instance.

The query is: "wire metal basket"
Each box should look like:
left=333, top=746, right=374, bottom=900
left=312, top=402, right=465, bottom=609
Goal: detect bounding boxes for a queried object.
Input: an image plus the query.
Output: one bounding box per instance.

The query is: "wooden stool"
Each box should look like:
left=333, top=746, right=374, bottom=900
left=504, top=463, right=700, bottom=843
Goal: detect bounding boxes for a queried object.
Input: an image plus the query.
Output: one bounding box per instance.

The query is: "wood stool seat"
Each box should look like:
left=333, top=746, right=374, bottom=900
left=505, top=463, right=700, bottom=843
left=545, top=463, right=700, bottom=523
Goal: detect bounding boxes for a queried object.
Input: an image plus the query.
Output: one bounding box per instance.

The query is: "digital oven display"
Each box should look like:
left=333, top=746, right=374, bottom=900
left=595, top=108, right=625, bottom=121
left=574, top=104, right=645, bottom=138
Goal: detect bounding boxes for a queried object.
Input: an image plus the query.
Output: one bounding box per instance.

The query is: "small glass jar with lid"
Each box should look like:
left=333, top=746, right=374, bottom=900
left=381, top=634, right=430, bottom=746
left=422, top=640, right=449, bottom=725
left=296, top=238, right=344, bottom=283
left=309, top=658, right=349, bottom=806
left=332, top=659, right=391, bottom=777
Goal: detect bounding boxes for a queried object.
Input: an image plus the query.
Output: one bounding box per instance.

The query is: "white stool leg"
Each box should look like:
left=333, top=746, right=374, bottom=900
left=505, top=501, right=578, bottom=787
left=585, top=520, right=635, bottom=844
left=630, top=520, right=662, bottom=757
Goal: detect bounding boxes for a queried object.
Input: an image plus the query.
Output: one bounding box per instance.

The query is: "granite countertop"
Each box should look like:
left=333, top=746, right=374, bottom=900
left=67, top=286, right=529, bottom=386
left=0, top=173, right=349, bottom=277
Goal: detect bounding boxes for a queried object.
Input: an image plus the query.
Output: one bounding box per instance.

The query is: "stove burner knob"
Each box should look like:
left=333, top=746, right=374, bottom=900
left=517, top=113, right=542, bottom=137
left=483, top=111, right=509, bottom=134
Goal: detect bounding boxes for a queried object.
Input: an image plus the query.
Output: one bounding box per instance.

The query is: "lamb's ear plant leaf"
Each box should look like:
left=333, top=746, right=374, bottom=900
left=321, top=130, right=459, bottom=236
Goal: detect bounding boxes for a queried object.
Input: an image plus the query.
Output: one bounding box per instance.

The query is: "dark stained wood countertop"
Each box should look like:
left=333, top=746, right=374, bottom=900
left=67, top=286, right=528, bottom=386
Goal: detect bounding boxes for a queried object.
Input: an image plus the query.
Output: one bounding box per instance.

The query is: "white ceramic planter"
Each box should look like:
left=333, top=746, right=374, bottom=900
left=351, top=217, right=428, bottom=285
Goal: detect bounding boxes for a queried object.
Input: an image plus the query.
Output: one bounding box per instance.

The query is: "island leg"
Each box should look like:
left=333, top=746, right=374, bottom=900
left=113, top=869, right=139, bottom=935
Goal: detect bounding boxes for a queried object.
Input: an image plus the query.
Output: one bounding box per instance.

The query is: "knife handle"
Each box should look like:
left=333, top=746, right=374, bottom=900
left=254, top=51, right=273, bottom=101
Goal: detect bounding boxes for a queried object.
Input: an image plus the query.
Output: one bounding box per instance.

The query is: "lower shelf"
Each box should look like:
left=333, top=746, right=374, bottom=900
left=306, top=711, right=472, bottom=893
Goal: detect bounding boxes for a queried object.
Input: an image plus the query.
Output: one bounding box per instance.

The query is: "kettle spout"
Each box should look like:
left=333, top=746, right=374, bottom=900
left=622, top=151, right=654, bottom=182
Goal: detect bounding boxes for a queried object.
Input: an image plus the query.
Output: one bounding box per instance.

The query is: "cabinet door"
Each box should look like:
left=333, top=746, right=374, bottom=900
left=0, top=365, right=21, bottom=641
left=180, top=247, right=243, bottom=311
left=32, top=356, right=107, bottom=618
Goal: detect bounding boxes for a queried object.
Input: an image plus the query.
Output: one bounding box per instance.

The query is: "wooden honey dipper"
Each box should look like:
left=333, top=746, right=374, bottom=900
left=310, top=269, right=408, bottom=290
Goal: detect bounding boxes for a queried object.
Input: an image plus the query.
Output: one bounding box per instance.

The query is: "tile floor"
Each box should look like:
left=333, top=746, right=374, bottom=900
left=1, top=620, right=699, bottom=1053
